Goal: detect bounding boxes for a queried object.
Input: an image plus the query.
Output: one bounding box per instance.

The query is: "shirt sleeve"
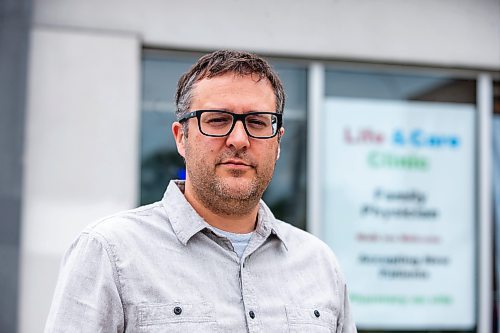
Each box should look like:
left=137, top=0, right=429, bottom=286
left=44, top=231, right=125, bottom=333
left=341, top=283, right=358, bottom=333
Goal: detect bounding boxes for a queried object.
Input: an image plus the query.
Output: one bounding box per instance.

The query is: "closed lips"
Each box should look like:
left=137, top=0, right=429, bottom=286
left=221, top=159, right=252, bottom=167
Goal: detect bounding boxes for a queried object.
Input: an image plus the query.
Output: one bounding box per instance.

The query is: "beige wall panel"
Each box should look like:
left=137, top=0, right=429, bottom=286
left=33, top=0, right=500, bottom=69
left=19, top=27, right=140, bottom=332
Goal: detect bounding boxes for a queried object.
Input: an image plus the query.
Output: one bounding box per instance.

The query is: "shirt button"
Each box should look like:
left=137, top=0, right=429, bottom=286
left=173, top=306, right=182, bottom=315
left=249, top=310, right=255, bottom=319
left=314, top=310, right=320, bottom=318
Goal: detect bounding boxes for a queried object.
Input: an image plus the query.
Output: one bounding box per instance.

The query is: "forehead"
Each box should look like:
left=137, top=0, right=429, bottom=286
left=191, top=73, right=276, bottom=111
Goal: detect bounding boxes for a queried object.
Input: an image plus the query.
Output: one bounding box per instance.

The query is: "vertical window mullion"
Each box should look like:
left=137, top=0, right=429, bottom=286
left=307, top=62, right=325, bottom=237
left=478, top=73, right=494, bottom=333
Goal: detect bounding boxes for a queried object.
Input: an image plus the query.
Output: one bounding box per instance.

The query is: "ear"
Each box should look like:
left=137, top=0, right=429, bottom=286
left=172, top=122, right=186, bottom=158
left=276, top=127, right=285, bottom=160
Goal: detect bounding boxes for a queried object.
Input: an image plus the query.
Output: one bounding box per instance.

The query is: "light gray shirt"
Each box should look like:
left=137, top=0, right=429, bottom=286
left=45, top=180, right=357, bottom=333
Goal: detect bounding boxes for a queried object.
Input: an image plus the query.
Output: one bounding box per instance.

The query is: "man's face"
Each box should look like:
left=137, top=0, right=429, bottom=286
left=173, top=72, right=283, bottom=215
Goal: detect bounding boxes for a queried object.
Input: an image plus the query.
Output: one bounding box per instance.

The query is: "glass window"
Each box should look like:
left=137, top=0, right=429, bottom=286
left=325, top=69, right=476, bottom=103
left=140, top=53, right=197, bottom=205
left=140, top=51, right=308, bottom=230
left=140, top=51, right=493, bottom=331
left=262, top=63, right=308, bottom=230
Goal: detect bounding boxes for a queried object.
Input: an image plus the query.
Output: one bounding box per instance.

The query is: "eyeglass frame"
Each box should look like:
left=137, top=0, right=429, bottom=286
left=178, top=110, right=283, bottom=139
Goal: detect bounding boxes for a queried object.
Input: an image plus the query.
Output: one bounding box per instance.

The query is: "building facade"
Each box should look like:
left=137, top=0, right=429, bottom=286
left=2, top=0, right=499, bottom=332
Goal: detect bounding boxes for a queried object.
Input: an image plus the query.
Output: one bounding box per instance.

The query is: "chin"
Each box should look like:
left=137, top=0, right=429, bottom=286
left=218, top=177, right=257, bottom=199
left=224, top=176, right=253, bottom=189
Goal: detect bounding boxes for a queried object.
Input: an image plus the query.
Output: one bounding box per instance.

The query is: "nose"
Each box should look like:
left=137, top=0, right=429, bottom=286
left=225, top=120, right=250, bottom=150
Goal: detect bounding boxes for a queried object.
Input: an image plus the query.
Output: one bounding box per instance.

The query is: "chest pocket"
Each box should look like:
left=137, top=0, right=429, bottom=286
left=286, top=305, right=338, bottom=333
left=137, top=302, right=219, bottom=333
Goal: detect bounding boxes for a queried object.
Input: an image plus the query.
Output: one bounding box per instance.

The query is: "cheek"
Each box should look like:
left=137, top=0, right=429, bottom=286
left=259, top=143, right=280, bottom=163
left=185, top=137, right=220, bottom=161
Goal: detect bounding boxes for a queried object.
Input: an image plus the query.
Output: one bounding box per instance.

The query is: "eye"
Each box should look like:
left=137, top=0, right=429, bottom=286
left=207, top=117, right=230, bottom=124
left=202, top=113, right=232, bottom=126
left=246, top=115, right=270, bottom=128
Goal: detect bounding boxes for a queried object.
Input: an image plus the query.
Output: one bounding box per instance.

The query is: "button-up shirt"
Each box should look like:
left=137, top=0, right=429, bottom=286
left=45, top=180, right=357, bottom=332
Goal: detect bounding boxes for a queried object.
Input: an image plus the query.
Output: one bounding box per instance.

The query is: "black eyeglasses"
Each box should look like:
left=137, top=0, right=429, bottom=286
left=178, top=110, right=283, bottom=139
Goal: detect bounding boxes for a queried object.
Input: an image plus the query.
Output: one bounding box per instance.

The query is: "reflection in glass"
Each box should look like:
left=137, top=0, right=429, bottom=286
left=325, top=69, right=476, bottom=103
left=140, top=54, right=195, bottom=205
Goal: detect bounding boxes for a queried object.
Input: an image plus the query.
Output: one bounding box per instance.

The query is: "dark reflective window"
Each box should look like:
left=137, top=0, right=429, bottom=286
left=140, top=53, right=195, bottom=205
left=325, top=69, right=476, bottom=103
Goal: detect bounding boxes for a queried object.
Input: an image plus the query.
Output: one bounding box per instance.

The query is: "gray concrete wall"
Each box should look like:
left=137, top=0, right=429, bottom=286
left=0, top=0, right=31, bottom=332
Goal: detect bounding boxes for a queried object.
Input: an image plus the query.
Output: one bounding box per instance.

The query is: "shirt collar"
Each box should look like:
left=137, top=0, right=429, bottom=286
left=255, top=198, right=289, bottom=251
left=162, top=180, right=207, bottom=246
left=162, top=180, right=288, bottom=250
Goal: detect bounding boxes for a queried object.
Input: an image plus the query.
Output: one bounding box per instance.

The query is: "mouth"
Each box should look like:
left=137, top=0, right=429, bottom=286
left=219, top=159, right=254, bottom=169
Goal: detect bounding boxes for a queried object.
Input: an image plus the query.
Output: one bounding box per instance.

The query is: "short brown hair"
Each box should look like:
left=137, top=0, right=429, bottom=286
left=175, top=50, right=285, bottom=122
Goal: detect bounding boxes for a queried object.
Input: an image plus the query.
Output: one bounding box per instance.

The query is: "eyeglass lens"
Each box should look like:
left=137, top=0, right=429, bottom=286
left=200, top=111, right=278, bottom=138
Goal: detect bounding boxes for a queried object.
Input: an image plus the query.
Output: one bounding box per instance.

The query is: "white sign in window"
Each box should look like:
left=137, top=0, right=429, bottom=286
left=322, top=97, right=476, bottom=329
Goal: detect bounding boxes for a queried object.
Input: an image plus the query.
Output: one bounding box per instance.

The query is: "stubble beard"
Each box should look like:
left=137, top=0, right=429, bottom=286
left=185, top=147, right=276, bottom=217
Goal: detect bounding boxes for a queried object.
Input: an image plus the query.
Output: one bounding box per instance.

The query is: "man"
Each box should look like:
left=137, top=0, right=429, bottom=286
left=46, top=50, right=356, bottom=332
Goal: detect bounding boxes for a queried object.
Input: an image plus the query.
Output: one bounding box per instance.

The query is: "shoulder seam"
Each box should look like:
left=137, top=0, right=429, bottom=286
left=88, top=202, right=163, bottom=230
left=84, top=230, right=126, bottom=309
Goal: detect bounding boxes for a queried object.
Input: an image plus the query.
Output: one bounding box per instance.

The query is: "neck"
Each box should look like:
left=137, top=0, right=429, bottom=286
left=183, top=181, right=260, bottom=233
